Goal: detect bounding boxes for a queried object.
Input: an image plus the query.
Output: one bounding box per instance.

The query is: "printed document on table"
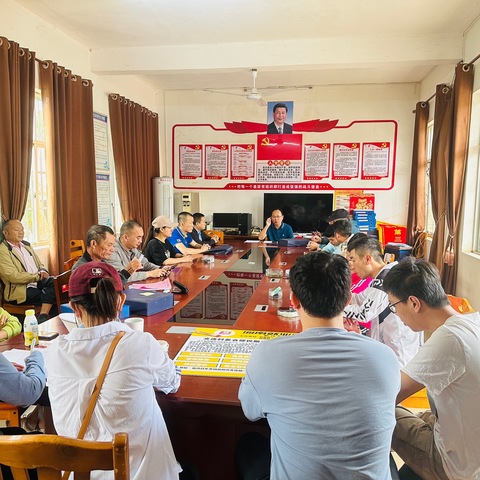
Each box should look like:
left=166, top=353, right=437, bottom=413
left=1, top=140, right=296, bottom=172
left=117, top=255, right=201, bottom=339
left=173, top=327, right=295, bottom=378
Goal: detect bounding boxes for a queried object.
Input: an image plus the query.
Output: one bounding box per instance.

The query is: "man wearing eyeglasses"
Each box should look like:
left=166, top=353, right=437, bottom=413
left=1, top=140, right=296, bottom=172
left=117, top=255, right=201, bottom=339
left=383, top=257, right=480, bottom=480
left=343, top=236, right=422, bottom=367
left=258, top=209, right=294, bottom=242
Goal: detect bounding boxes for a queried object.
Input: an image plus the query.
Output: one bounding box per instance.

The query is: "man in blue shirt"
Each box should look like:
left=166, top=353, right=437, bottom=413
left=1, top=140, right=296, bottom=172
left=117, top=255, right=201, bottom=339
left=170, top=212, right=209, bottom=255
left=0, top=350, right=46, bottom=407
left=258, top=210, right=294, bottom=242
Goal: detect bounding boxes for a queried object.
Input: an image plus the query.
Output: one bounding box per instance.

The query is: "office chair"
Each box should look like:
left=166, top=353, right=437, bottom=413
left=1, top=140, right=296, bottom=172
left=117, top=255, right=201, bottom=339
left=0, top=432, right=130, bottom=480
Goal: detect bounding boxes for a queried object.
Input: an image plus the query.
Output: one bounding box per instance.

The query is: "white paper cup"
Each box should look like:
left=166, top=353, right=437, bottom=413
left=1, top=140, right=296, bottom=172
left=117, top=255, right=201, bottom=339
left=158, top=340, right=169, bottom=353
left=124, top=317, right=144, bottom=332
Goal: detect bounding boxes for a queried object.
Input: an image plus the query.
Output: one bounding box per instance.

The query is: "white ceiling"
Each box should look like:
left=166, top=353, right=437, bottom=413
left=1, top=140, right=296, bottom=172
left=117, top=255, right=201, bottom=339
left=14, top=0, right=480, bottom=91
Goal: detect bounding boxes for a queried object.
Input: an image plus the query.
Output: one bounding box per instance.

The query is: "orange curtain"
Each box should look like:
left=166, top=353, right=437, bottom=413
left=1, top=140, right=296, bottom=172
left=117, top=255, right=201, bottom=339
left=39, top=61, right=97, bottom=274
left=428, top=84, right=452, bottom=276
left=442, top=63, right=474, bottom=293
left=108, top=94, right=159, bottom=232
left=406, top=101, right=429, bottom=247
left=0, top=36, right=36, bottom=220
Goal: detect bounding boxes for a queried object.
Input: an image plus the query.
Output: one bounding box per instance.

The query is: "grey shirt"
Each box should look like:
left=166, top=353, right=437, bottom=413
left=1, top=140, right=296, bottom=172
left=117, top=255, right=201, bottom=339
left=105, top=240, right=161, bottom=282
left=239, top=327, right=400, bottom=479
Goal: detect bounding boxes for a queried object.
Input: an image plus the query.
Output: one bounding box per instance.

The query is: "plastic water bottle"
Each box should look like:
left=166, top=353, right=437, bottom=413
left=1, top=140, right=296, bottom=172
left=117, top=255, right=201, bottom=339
left=24, top=309, right=39, bottom=348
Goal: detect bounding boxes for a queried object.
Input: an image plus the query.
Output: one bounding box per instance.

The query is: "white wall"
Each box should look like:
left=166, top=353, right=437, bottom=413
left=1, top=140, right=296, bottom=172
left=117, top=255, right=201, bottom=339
left=163, top=83, right=418, bottom=227
left=1, top=0, right=158, bottom=114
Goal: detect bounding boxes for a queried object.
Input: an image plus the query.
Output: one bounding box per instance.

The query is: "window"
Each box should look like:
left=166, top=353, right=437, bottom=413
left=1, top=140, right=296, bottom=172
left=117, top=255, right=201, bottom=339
left=23, top=90, right=49, bottom=245
left=425, top=121, right=435, bottom=235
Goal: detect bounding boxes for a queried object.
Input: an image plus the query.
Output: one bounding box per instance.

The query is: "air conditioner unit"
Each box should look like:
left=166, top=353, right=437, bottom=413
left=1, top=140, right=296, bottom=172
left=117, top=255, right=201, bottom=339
left=152, top=177, right=174, bottom=219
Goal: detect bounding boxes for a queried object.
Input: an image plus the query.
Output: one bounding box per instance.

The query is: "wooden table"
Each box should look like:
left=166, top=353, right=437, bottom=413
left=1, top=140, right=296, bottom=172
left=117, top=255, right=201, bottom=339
left=1, top=240, right=305, bottom=479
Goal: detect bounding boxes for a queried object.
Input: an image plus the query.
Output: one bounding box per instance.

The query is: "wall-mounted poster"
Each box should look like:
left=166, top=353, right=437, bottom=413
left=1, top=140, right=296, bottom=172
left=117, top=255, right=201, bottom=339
left=172, top=119, right=398, bottom=190
left=179, top=144, right=203, bottom=179
left=93, top=112, right=109, bottom=171
left=361, top=142, right=390, bottom=179
left=96, top=174, right=112, bottom=226
left=205, top=144, right=228, bottom=180
left=231, top=144, right=255, bottom=179
left=304, top=143, right=330, bottom=180
left=332, top=143, right=360, bottom=180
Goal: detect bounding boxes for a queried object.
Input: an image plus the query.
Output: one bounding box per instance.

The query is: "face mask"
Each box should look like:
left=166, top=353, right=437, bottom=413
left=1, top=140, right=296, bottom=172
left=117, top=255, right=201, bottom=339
left=74, top=316, right=84, bottom=329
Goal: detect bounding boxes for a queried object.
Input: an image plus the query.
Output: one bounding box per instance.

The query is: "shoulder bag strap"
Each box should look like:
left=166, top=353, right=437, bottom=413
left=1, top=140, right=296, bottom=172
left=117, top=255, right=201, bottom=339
left=62, top=330, right=126, bottom=480
left=77, top=330, right=125, bottom=439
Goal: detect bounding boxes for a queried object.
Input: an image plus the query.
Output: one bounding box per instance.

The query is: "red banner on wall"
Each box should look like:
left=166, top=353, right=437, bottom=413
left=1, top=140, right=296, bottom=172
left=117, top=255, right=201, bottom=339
left=257, top=134, right=302, bottom=160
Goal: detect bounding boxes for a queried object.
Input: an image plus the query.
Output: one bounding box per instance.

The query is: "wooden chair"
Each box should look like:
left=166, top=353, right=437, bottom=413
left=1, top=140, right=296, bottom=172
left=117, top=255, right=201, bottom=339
left=0, top=432, right=130, bottom=480
left=69, top=239, right=85, bottom=260
left=204, top=230, right=224, bottom=244
left=63, top=258, right=77, bottom=272
left=0, top=279, right=40, bottom=317
left=0, top=403, right=19, bottom=428
left=54, top=270, right=72, bottom=313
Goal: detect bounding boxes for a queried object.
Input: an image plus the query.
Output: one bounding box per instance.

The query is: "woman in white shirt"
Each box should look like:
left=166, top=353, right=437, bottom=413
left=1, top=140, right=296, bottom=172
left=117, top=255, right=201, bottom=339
left=45, top=261, right=182, bottom=480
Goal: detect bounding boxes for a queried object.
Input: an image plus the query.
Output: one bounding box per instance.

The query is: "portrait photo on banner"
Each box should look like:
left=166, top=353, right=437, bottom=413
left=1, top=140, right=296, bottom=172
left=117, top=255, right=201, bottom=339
left=267, top=101, right=294, bottom=134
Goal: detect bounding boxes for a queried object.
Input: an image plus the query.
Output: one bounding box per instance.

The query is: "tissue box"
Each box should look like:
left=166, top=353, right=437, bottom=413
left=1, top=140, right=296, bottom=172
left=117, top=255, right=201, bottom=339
left=61, top=303, right=130, bottom=319
left=123, top=290, right=174, bottom=316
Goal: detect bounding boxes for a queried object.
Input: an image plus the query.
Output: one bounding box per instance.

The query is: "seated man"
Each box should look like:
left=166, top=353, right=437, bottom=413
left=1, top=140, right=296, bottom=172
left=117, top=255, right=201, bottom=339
left=238, top=252, right=400, bottom=479
left=326, top=208, right=360, bottom=234
left=306, top=224, right=341, bottom=253
left=190, top=213, right=219, bottom=246
left=73, top=224, right=138, bottom=284
left=330, top=218, right=354, bottom=256
left=170, top=212, right=209, bottom=255
left=258, top=209, right=294, bottom=241
left=0, top=349, right=46, bottom=407
left=384, top=258, right=480, bottom=480
left=344, top=236, right=422, bottom=367
left=0, top=220, right=57, bottom=323
left=105, top=220, right=170, bottom=282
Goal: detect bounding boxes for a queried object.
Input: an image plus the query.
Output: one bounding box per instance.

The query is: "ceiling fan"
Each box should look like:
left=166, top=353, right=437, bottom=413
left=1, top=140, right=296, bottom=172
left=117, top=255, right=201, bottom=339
left=204, top=69, right=311, bottom=106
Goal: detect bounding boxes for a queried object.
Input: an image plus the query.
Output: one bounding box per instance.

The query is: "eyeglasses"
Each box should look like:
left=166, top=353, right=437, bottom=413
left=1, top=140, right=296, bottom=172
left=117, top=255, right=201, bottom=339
left=271, top=215, right=283, bottom=218
left=389, top=298, right=409, bottom=313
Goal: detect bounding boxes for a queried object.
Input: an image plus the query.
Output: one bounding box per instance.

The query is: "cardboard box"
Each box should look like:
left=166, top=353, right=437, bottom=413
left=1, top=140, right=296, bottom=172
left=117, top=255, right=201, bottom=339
left=377, top=222, right=407, bottom=245
left=123, top=290, right=174, bottom=316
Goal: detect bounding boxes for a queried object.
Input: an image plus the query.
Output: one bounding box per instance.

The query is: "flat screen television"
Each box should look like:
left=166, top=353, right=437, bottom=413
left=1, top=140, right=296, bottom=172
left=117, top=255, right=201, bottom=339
left=263, top=193, right=334, bottom=233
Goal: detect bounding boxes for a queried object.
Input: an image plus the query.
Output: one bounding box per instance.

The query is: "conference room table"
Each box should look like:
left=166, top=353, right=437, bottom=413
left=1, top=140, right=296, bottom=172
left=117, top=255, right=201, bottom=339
left=0, top=239, right=306, bottom=480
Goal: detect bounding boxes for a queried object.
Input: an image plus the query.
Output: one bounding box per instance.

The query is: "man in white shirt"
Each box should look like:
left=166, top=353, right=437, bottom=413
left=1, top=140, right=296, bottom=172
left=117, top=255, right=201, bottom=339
left=0, top=219, right=56, bottom=322
left=384, top=257, right=480, bottom=480
left=344, top=236, right=422, bottom=367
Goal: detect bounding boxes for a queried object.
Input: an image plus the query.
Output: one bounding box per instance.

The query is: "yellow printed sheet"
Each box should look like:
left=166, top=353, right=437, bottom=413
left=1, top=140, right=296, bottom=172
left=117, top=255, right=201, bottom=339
left=174, top=327, right=295, bottom=378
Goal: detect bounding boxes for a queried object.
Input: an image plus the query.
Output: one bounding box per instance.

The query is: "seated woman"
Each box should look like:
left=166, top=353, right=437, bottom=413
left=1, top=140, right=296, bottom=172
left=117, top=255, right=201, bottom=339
left=144, top=215, right=193, bottom=266
left=44, top=262, right=182, bottom=479
left=0, top=307, right=21, bottom=342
